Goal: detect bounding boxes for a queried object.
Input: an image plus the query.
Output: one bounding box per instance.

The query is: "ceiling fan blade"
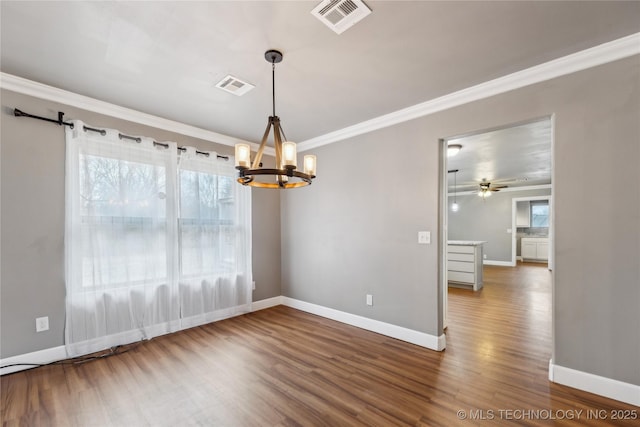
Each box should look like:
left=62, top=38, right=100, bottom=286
left=489, top=177, right=519, bottom=183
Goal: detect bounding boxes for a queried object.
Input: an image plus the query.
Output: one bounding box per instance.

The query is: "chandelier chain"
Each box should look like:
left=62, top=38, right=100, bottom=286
left=272, top=62, right=276, bottom=118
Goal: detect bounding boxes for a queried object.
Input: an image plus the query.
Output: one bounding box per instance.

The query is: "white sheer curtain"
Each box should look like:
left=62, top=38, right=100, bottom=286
left=177, top=147, right=252, bottom=327
left=65, top=121, right=251, bottom=357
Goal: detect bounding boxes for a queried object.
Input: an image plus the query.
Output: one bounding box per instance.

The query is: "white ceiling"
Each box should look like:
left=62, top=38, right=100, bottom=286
left=1, top=1, right=639, bottom=180
left=446, top=119, right=552, bottom=192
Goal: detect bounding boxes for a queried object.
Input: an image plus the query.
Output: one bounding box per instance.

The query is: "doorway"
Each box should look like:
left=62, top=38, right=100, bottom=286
left=440, top=116, right=553, bottom=331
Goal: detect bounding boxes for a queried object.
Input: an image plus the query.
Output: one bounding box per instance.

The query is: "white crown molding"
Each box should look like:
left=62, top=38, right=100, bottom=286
left=298, top=32, right=640, bottom=152
left=3, top=32, right=638, bottom=157
left=0, top=72, right=276, bottom=157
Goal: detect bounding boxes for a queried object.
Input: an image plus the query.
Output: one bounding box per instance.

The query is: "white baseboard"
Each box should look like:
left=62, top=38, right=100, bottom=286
left=281, top=297, right=446, bottom=351
left=251, top=296, right=283, bottom=312
left=2, top=296, right=445, bottom=376
left=549, top=360, right=640, bottom=407
left=483, top=260, right=514, bottom=267
left=0, top=345, right=67, bottom=376
left=2, top=304, right=252, bottom=376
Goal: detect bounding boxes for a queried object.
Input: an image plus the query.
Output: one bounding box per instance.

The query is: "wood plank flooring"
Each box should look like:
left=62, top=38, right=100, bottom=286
left=2, top=262, right=638, bottom=426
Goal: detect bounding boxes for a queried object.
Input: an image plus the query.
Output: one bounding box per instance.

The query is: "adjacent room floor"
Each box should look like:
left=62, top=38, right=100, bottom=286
left=1, top=263, right=637, bottom=426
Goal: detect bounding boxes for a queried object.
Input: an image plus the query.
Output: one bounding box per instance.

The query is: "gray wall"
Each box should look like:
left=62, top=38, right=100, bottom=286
left=281, top=55, right=640, bottom=386
left=449, top=188, right=552, bottom=262
left=281, top=126, right=440, bottom=332
left=0, top=89, right=282, bottom=358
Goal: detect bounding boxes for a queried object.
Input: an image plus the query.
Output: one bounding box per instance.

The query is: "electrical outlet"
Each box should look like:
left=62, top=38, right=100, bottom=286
left=483, top=254, right=487, bottom=259
left=418, top=231, right=430, bottom=244
left=36, top=316, right=49, bottom=332
left=366, top=294, right=373, bottom=306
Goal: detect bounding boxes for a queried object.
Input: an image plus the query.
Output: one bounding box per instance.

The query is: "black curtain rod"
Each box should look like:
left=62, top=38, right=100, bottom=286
left=13, top=108, right=229, bottom=160
left=14, top=108, right=74, bottom=127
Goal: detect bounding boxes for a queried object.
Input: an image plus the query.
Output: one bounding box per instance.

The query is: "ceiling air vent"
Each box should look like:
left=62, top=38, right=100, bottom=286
left=215, top=75, right=255, bottom=96
left=311, top=0, right=371, bottom=35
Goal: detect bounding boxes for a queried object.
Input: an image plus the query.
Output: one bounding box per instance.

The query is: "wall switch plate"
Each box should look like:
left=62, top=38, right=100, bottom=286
left=418, top=231, right=430, bottom=244
left=252, top=281, right=256, bottom=290
left=36, top=316, right=49, bottom=332
left=366, top=294, right=373, bottom=306
left=507, top=228, right=512, bottom=233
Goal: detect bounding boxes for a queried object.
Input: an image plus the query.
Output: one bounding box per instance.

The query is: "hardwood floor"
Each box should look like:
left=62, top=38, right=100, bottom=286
left=2, top=263, right=638, bottom=426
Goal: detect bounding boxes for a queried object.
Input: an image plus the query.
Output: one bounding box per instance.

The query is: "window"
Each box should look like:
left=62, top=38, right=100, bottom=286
left=178, top=168, right=235, bottom=277
left=530, top=201, right=549, bottom=227
left=79, top=153, right=169, bottom=288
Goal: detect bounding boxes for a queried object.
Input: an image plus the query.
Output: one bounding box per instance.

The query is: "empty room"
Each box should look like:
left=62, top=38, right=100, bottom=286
left=1, top=1, right=639, bottom=425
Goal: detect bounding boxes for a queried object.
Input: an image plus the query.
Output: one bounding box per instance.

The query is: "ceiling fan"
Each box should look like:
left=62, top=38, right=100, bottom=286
left=477, top=179, right=507, bottom=198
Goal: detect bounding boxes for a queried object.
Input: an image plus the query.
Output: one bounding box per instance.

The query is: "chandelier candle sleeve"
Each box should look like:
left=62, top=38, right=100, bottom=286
left=303, top=155, right=317, bottom=176
left=282, top=142, right=297, bottom=168
left=235, top=144, right=251, bottom=168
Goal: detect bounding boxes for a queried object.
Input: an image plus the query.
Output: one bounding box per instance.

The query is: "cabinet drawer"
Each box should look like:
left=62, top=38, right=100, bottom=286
left=448, top=252, right=474, bottom=262
left=447, top=245, right=474, bottom=254
left=521, top=238, right=548, bottom=244
left=448, top=271, right=475, bottom=283
left=448, top=260, right=475, bottom=273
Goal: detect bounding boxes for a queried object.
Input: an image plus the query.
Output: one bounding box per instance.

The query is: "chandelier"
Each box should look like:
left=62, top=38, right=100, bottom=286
left=234, top=50, right=317, bottom=188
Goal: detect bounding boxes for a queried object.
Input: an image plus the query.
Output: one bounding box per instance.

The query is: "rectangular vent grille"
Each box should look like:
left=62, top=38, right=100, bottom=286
left=215, top=75, right=255, bottom=96
left=311, top=0, right=371, bottom=34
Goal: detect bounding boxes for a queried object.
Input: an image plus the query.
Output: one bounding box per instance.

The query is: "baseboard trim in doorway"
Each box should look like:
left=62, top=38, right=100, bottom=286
left=549, top=360, right=640, bottom=407
left=483, top=260, right=514, bottom=267
left=281, top=297, right=446, bottom=351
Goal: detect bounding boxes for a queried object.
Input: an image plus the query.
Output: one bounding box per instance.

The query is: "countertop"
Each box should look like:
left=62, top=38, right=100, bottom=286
left=448, top=240, right=487, bottom=246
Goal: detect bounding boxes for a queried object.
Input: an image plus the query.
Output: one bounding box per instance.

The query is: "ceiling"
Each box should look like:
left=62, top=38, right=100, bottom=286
left=446, top=119, right=552, bottom=193
left=1, top=1, right=639, bottom=157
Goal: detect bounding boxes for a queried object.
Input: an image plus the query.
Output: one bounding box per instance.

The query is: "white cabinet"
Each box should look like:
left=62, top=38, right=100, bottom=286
left=522, top=241, right=536, bottom=259
left=521, top=237, right=548, bottom=261
left=447, top=242, right=485, bottom=291
left=537, top=242, right=549, bottom=260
